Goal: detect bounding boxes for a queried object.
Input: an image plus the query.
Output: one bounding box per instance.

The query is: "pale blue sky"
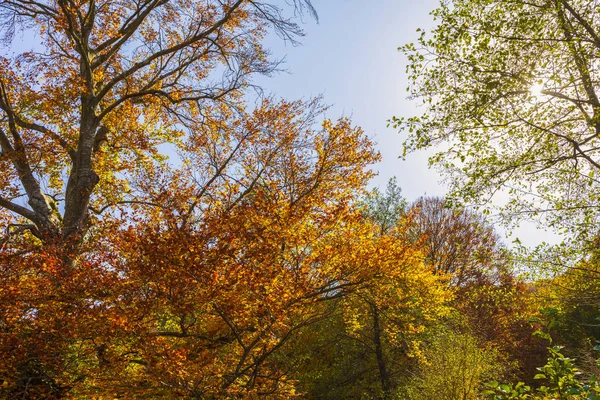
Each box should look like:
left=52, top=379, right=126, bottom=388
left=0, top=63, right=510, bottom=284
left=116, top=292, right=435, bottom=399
left=257, top=0, right=443, bottom=200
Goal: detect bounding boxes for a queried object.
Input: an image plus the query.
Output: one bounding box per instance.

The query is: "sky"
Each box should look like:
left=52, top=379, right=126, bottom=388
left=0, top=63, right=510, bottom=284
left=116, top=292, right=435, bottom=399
left=255, top=0, right=560, bottom=247
left=257, top=0, right=443, bottom=199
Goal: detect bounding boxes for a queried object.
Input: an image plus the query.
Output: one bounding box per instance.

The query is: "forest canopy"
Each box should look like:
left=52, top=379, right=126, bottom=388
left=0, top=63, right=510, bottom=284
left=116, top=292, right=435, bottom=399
left=1, top=0, right=600, bottom=398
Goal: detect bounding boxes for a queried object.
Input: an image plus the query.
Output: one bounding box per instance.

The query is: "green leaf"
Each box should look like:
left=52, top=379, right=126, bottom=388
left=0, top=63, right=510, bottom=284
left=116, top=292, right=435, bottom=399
left=486, top=381, right=500, bottom=389
left=499, top=384, right=511, bottom=393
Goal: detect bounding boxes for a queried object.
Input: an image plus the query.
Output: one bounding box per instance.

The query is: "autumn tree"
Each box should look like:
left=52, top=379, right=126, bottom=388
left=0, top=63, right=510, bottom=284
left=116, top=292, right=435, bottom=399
left=396, top=0, right=600, bottom=380
left=403, top=330, right=502, bottom=400
left=90, top=100, right=382, bottom=398
left=0, top=0, right=409, bottom=398
left=535, top=248, right=600, bottom=360
left=334, top=222, right=451, bottom=400
left=408, top=196, right=505, bottom=285
left=273, top=180, right=451, bottom=400
left=349, top=180, right=451, bottom=400
left=0, top=0, right=315, bottom=250
left=0, top=96, right=384, bottom=398
left=396, top=0, right=600, bottom=245
left=405, top=196, right=546, bottom=382
left=279, top=223, right=451, bottom=400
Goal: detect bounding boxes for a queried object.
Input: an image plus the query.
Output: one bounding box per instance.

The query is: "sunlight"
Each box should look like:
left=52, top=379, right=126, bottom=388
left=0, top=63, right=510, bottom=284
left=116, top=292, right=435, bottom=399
left=530, top=82, right=545, bottom=99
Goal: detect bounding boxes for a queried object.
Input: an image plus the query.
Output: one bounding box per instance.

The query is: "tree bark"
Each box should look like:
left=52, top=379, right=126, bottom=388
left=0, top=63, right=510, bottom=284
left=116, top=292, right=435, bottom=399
left=371, top=302, right=391, bottom=400
left=62, top=100, right=99, bottom=242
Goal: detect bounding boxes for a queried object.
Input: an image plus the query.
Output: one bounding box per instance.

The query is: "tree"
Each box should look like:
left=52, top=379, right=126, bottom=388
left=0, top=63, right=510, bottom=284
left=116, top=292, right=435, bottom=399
left=404, top=330, right=502, bottom=400
left=535, top=250, right=600, bottom=359
left=395, top=0, right=600, bottom=245
left=0, top=0, right=315, bottom=250
left=335, top=221, right=451, bottom=400
left=361, top=177, right=407, bottom=235
left=284, top=229, right=451, bottom=400
left=276, top=182, right=452, bottom=400
left=0, top=97, right=381, bottom=398
left=406, top=197, right=547, bottom=381
left=408, top=196, right=505, bottom=285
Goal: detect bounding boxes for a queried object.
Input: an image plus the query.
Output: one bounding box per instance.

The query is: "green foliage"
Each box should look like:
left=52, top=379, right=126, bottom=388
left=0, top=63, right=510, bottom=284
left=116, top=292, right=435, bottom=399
left=361, top=177, right=407, bottom=234
left=549, top=258, right=600, bottom=347
left=397, top=0, right=600, bottom=245
left=482, top=346, right=600, bottom=400
left=402, top=329, right=502, bottom=400
left=482, top=381, right=532, bottom=400
left=275, top=311, right=380, bottom=399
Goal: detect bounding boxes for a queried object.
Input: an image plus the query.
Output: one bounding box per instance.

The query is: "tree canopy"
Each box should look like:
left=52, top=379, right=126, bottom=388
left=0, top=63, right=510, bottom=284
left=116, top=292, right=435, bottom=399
left=396, top=0, right=600, bottom=245
left=0, top=0, right=316, bottom=247
left=4, top=0, right=600, bottom=398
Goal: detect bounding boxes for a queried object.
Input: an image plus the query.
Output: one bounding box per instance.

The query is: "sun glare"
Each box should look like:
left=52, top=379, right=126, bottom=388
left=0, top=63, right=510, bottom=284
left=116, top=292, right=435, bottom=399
left=530, top=82, right=544, bottom=99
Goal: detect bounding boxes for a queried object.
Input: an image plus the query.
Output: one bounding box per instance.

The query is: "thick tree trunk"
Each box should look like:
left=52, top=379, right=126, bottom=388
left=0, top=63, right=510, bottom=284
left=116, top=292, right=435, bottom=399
left=62, top=101, right=99, bottom=243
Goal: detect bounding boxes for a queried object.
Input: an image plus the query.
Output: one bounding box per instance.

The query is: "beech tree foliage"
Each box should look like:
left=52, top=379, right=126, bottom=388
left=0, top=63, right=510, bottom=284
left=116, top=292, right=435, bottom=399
left=0, top=95, right=385, bottom=397
left=396, top=0, right=600, bottom=243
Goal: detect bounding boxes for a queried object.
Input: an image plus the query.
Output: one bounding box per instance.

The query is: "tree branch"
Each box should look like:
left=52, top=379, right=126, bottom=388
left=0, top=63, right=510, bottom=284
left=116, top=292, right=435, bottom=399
left=0, top=195, right=39, bottom=223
